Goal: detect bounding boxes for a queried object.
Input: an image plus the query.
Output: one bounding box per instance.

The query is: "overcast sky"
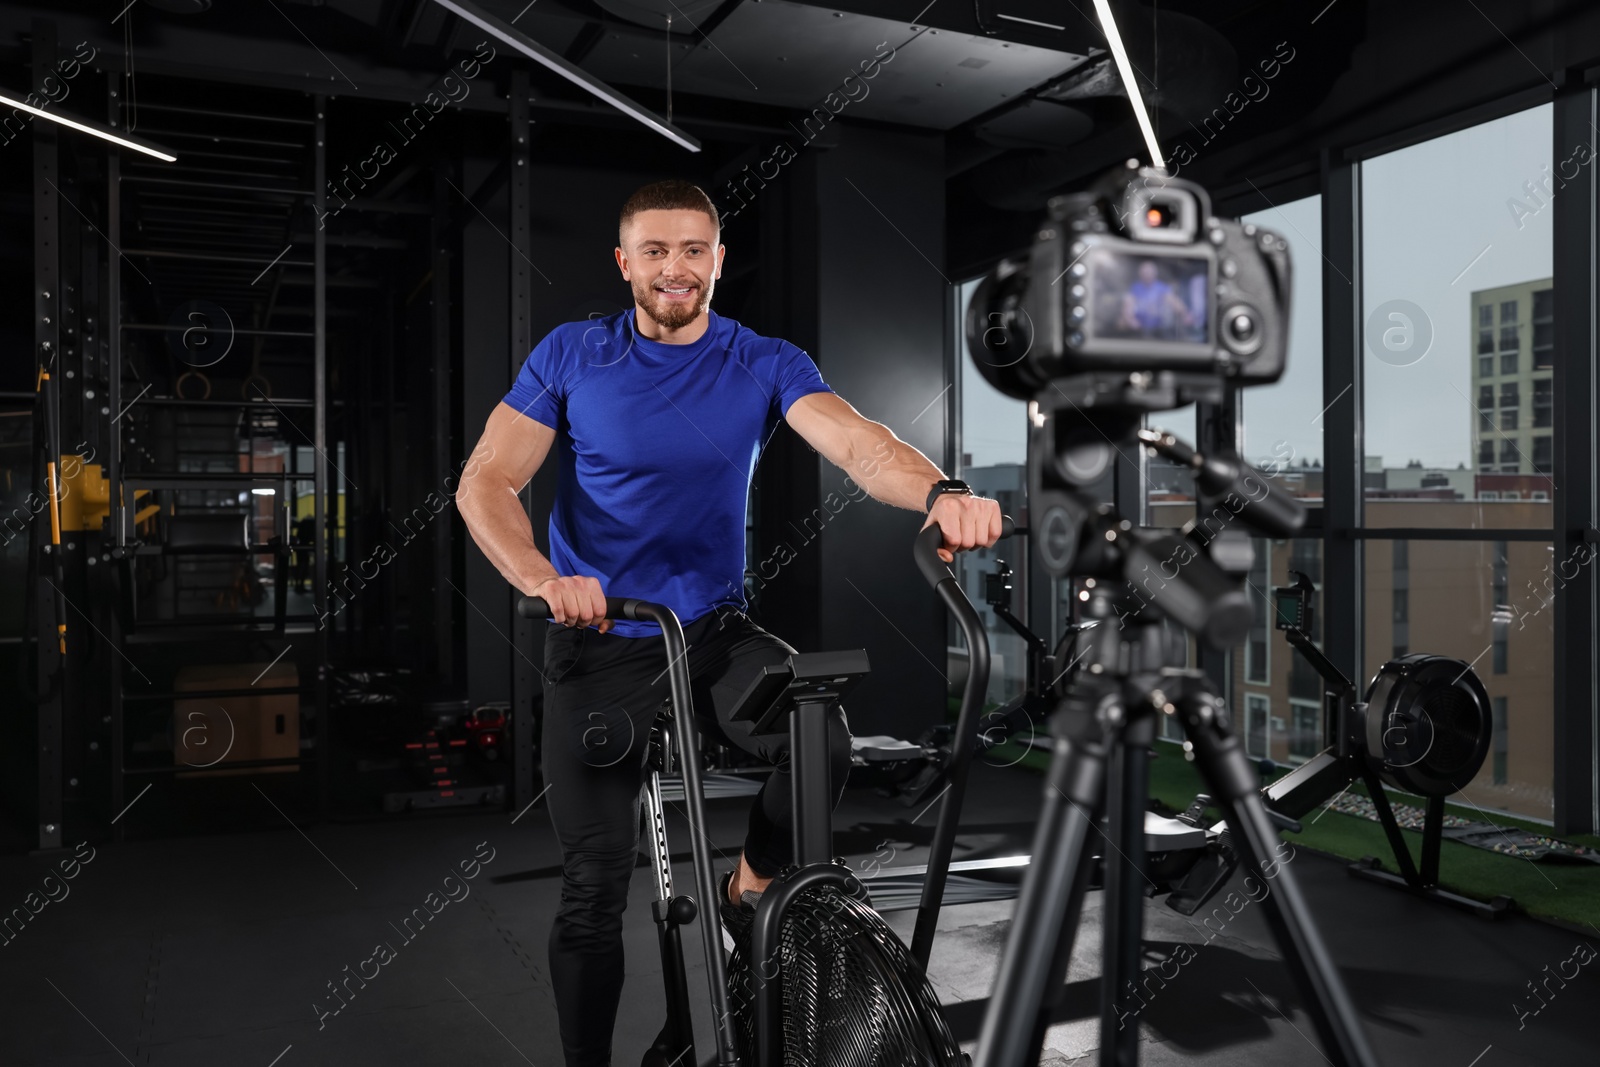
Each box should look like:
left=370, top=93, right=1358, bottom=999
left=958, top=104, right=1558, bottom=475
left=1357, top=103, right=1554, bottom=470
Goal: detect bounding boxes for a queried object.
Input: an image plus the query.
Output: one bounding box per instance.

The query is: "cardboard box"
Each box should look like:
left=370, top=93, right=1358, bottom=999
left=173, top=661, right=300, bottom=777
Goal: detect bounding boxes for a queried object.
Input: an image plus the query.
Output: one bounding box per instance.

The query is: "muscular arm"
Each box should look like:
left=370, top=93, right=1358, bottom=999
left=455, top=403, right=610, bottom=630
left=785, top=392, right=943, bottom=511
left=784, top=391, right=1001, bottom=560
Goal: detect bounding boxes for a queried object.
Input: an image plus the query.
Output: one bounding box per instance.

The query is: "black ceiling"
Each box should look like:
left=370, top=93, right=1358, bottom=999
left=2, top=0, right=1599, bottom=276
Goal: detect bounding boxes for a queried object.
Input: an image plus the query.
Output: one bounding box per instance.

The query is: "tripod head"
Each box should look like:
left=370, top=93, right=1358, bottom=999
left=1027, top=402, right=1306, bottom=651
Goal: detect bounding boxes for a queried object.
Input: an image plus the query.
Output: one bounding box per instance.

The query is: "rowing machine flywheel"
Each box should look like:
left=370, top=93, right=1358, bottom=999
left=1360, top=654, right=1492, bottom=797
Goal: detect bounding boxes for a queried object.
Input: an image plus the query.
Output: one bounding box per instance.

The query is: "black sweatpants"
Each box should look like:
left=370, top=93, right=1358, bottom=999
left=540, top=604, right=853, bottom=1067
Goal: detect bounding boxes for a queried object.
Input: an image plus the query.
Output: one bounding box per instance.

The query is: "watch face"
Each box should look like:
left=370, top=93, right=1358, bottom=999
left=928, top=482, right=972, bottom=510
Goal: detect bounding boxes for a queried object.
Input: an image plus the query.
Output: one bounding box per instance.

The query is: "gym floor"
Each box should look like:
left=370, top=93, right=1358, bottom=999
left=0, top=761, right=1592, bottom=1066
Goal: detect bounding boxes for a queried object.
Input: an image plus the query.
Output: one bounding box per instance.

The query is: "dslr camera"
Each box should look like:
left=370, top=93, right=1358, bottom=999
left=967, top=161, right=1292, bottom=404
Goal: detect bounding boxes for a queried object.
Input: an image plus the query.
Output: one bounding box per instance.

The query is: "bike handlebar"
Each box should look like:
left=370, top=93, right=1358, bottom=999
left=912, top=514, right=1017, bottom=589
left=515, top=594, right=655, bottom=622
left=907, top=511, right=1013, bottom=968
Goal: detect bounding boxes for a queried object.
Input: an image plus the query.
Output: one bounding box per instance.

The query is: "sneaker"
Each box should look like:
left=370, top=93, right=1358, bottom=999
left=719, top=870, right=760, bottom=939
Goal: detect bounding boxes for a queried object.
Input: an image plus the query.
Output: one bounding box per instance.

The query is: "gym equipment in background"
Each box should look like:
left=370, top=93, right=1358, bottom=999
left=1264, top=571, right=1507, bottom=917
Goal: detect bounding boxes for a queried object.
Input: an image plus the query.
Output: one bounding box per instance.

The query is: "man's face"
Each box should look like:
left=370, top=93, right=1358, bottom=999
left=1138, top=261, right=1158, bottom=284
left=616, top=209, right=724, bottom=330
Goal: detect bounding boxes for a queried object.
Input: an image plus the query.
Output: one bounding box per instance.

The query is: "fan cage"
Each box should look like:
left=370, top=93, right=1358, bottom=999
left=726, top=885, right=964, bottom=1066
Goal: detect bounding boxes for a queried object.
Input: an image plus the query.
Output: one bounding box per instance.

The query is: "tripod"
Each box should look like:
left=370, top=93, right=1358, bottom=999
left=970, top=435, right=1380, bottom=1067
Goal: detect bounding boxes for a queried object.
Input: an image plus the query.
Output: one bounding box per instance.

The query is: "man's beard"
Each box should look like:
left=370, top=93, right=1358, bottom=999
left=633, top=276, right=712, bottom=330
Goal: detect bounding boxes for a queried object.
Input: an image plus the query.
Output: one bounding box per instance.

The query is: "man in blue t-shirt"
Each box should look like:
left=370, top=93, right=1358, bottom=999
left=457, top=180, right=1000, bottom=1066
left=1118, top=259, right=1196, bottom=337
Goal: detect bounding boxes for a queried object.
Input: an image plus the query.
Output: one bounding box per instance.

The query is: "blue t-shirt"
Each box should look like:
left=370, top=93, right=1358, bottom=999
left=502, top=309, right=831, bottom=637
left=1128, top=278, right=1174, bottom=331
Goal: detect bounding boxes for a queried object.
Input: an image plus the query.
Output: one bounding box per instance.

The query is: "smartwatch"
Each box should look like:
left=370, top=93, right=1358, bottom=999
left=925, top=479, right=973, bottom=513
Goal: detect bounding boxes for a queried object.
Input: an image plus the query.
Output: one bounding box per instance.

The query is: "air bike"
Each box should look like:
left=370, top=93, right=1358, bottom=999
left=518, top=582, right=959, bottom=1067
left=518, top=514, right=1251, bottom=1066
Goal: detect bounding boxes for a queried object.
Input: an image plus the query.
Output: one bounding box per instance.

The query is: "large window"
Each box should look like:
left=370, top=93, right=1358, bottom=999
left=1360, top=104, right=1557, bottom=820
left=1290, top=701, right=1322, bottom=762
left=954, top=277, right=1029, bottom=707
left=1244, top=693, right=1270, bottom=760
left=1230, top=537, right=1323, bottom=766
left=1362, top=104, right=1553, bottom=530
left=1241, top=195, right=1324, bottom=481
left=1362, top=539, right=1553, bottom=818
left=1145, top=406, right=1196, bottom=528
left=1245, top=540, right=1270, bottom=684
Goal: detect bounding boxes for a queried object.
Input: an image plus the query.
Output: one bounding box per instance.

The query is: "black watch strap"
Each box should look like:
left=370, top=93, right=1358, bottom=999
left=925, top=479, right=973, bottom=513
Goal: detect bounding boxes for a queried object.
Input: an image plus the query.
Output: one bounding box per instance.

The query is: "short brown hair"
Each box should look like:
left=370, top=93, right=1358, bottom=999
left=618, top=180, right=720, bottom=245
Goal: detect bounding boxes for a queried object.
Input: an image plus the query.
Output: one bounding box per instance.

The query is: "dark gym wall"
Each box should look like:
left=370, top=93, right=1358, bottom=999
left=460, top=153, right=512, bottom=706
left=813, top=126, right=950, bottom=744
left=746, top=124, right=950, bottom=744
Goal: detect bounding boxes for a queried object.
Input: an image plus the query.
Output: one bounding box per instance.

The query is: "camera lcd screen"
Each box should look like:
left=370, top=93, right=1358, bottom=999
left=1090, top=252, right=1211, bottom=345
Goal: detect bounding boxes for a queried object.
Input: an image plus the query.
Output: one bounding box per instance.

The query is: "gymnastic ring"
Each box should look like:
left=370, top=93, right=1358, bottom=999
left=242, top=374, right=272, bottom=401
left=175, top=370, right=211, bottom=401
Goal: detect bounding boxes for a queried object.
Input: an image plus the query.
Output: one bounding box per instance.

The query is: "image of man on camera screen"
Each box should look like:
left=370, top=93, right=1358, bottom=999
left=1116, top=258, right=1201, bottom=340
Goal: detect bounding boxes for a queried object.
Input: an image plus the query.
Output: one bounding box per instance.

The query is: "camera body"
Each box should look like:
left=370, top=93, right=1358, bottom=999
left=968, top=162, right=1292, bottom=401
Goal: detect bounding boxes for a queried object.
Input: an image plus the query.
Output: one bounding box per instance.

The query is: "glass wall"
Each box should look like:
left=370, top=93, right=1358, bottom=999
left=1362, top=105, right=1554, bottom=531
left=1360, top=103, right=1556, bottom=819
left=954, top=277, right=1030, bottom=708
left=1361, top=538, right=1554, bottom=818
left=1241, top=195, right=1325, bottom=491
left=1221, top=195, right=1327, bottom=757
left=1227, top=537, right=1325, bottom=764
left=952, top=100, right=1584, bottom=825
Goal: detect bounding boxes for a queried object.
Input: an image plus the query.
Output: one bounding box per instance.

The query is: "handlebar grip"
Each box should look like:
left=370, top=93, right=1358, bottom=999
left=914, top=514, right=1016, bottom=588
left=516, top=595, right=649, bottom=621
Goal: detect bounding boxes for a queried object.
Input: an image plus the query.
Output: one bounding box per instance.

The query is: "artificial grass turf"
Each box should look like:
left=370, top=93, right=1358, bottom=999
left=983, top=737, right=1600, bottom=931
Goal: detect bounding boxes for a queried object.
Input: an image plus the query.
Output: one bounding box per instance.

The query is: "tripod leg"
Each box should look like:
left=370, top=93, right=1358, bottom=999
left=1100, top=714, right=1153, bottom=1067
left=1177, top=691, right=1379, bottom=1067
left=1025, top=819, right=1102, bottom=1059
left=973, top=721, right=1108, bottom=1067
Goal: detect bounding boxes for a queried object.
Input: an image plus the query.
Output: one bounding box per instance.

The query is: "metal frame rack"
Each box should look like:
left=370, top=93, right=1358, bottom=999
left=20, top=32, right=338, bottom=846
left=104, top=79, right=333, bottom=836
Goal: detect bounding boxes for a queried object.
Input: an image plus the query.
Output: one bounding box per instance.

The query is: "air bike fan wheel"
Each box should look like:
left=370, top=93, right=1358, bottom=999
left=726, top=883, right=965, bottom=1066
